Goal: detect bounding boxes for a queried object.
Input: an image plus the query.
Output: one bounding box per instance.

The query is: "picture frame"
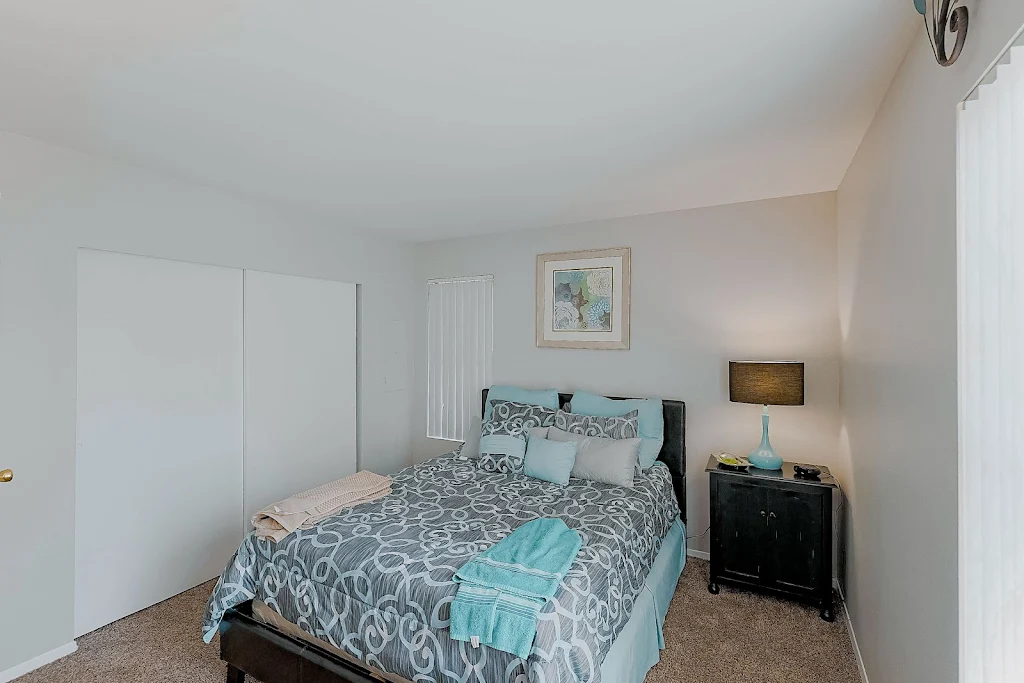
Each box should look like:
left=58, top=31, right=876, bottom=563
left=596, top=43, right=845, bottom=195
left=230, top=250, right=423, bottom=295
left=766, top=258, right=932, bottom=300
left=536, top=247, right=630, bottom=350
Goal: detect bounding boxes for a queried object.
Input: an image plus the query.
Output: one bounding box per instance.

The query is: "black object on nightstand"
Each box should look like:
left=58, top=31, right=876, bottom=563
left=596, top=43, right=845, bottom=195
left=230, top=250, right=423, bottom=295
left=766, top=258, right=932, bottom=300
left=705, top=455, right=839, bottom=621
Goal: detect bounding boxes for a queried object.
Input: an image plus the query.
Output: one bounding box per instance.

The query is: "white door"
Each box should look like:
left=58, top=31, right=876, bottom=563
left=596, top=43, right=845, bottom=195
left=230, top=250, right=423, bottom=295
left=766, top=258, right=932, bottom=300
left=75, top=250, right=243, bottom=637
left=243, top=270, right=357, bottom=525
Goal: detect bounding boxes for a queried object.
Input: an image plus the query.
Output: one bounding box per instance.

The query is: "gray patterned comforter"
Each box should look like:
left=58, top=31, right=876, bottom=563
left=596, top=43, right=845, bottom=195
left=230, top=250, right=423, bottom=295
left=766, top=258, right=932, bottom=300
left=204, top=455, right=680, bottom=683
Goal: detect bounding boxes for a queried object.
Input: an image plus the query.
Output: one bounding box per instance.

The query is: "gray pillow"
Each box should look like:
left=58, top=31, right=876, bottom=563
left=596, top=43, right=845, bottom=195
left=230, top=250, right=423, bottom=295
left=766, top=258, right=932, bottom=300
left=553, top=409, right=639, bottom=440
left=528, top=426, right=550, bottom=440
left=547, top=426, right=641, bottom=488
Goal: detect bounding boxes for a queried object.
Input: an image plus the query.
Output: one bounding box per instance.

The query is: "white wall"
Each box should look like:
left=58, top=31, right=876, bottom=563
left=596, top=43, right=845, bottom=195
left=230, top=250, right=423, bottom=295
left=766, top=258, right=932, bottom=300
left=0, top=130, right=415, bottom=673
left=836, top=4, right=1024, bottom=682
left=413, top=192, right=843, bottom=554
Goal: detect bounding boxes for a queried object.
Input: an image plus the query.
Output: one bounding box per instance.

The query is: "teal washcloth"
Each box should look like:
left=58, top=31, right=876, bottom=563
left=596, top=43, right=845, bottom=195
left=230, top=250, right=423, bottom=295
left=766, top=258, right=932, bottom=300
left=449, top=517, right=582, bottom=659
left=448, top=584, right=498, bottom=645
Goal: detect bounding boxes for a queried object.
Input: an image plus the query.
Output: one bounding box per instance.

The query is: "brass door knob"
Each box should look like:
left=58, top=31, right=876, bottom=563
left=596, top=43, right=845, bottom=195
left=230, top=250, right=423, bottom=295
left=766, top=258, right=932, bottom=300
left=0, top=469, right=13, bottom=483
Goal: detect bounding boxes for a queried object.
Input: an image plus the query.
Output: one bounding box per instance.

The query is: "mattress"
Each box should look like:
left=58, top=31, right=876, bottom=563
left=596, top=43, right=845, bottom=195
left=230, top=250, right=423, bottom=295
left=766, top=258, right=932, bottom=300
left=204, top=455, right=681, bottom=683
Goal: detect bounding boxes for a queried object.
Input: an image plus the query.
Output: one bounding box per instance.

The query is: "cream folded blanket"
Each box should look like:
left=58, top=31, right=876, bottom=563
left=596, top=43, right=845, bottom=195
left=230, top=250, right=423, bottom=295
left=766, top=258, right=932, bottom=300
left=252, top=470, right=392, bottom=542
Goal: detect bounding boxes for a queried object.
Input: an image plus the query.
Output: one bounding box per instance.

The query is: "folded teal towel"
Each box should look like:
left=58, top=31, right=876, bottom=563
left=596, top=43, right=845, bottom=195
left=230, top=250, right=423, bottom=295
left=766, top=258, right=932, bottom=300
left=450, top=517, right=582, bottom=658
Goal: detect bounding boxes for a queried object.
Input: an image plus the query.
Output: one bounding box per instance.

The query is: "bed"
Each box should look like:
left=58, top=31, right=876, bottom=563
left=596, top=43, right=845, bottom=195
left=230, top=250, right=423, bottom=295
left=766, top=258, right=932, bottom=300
left=205, top=391, right=686, bottom=683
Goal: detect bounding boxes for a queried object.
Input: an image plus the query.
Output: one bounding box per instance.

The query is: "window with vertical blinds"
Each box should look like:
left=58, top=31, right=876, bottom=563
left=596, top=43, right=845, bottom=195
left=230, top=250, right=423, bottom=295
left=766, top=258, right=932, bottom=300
left=957, top=43, right=1024, bottom=683
left=426, top=276, right=493, bottom=441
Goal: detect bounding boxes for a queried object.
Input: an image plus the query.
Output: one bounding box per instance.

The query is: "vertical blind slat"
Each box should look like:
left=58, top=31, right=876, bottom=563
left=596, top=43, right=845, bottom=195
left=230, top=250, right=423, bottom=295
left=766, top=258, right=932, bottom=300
left=427, top=283, right=439, bottom=438
left=445, top=282, right=455, bottom=439
left=979, top=84, right=998, bottom=681
left=486, top=279, right=494, bottom=389
left=425, top=276, right=493, bottom=441
left=455, top=281, right=461, bottom=437
left=470, top=282, right=478, bottom=420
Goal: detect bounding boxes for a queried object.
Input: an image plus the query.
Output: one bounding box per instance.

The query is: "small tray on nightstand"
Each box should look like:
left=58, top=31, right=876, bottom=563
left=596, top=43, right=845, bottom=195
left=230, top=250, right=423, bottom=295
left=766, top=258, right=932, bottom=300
left=711, top=451, right=751, bottom=471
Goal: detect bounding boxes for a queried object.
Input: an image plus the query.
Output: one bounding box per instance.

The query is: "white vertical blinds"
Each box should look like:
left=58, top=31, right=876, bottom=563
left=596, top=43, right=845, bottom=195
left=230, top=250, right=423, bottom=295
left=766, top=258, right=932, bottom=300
left=957, top=45, right=1024, bottom=683
left=427, top=276, right=493, bottom=441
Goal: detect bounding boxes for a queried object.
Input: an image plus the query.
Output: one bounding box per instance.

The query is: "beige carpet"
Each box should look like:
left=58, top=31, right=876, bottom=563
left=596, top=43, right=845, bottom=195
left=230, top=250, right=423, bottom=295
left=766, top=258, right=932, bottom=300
left=17, top=559, right=861, bottom=683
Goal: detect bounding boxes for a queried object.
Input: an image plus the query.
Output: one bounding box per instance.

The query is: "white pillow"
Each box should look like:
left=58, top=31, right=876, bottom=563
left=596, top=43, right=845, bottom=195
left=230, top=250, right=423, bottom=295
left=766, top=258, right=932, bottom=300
left=459, top=415, right=482, bottom=458
left=547, top=426, right=640, bottom=488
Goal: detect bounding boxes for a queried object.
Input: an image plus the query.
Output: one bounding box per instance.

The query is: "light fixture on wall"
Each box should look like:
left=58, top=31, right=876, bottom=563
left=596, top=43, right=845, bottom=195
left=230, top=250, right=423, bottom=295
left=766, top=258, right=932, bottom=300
left=914, top=0, right=969, bottom=67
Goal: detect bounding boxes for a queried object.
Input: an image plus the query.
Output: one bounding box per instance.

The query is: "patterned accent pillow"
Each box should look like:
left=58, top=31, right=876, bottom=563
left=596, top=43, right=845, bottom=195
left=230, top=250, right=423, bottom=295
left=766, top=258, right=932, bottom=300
left=554, top=408, right=639, bottom=440
left=487, top=399, right=557, bottom=429
left=481, top=416, right=527, bottom=438
left=478, top=418, right=528, bottom=473
left=478, top=451, right=526, bottom=474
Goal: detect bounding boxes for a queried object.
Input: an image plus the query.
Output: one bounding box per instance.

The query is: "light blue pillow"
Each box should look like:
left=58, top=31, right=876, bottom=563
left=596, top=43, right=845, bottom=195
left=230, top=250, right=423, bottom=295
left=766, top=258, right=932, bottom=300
left=524, top=437, right=577, bottom=486
left=483, top=385, right=560, bottom=422
left=569, top=392, right=664, bottom=470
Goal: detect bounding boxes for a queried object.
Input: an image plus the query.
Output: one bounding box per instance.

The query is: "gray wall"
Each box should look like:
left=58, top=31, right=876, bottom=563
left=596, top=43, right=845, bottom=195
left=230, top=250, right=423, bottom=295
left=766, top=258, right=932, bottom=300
left=0, top=130, right=416, bottom=673
left=836, top=4, right=1024, bottom=681
left=413, top=192, right=844, bottom=555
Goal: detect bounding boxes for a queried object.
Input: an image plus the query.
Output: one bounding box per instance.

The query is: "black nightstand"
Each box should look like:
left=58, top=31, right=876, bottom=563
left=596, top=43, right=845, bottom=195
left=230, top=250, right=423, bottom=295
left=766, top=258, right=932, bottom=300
left=705, top=455, right=839, bottom=621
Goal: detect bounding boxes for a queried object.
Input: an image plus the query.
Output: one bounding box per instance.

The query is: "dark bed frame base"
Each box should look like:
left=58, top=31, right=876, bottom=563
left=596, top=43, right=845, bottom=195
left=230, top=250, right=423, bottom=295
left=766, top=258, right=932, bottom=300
left=220, top=601, right=383, bottom=683
left=218, top=390, right=687, bottom=683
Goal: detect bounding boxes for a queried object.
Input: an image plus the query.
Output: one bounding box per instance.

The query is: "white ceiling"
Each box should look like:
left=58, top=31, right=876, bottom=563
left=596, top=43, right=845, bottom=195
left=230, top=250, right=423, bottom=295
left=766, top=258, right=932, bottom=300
left=0, top=1, right=919, bottom=241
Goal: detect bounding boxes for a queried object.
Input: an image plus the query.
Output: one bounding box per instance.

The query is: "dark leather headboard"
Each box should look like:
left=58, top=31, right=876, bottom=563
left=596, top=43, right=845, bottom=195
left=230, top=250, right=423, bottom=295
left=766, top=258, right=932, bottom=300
left=481, top=389, right=687, bottom=524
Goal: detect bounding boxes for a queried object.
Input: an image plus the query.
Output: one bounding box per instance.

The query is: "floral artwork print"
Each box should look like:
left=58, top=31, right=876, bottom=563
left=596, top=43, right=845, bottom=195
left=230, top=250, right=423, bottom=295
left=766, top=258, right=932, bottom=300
left=536, top=247, right=629, bottom=350
left=552, top=267, right=612, bottom=331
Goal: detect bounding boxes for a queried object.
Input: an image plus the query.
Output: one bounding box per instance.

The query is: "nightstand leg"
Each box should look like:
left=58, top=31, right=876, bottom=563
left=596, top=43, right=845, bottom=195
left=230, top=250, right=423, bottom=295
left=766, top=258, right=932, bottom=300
left=708, top=582, right=720, bottom=595
left=819, top=604, right=835, bottom=622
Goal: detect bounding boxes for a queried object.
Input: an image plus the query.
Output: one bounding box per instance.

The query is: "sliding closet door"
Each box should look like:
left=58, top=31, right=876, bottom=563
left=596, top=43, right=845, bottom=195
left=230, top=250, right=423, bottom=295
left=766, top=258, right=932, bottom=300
left=243, top=271, right=357, bottom=525
left=75, top=250, right=243, bottom=637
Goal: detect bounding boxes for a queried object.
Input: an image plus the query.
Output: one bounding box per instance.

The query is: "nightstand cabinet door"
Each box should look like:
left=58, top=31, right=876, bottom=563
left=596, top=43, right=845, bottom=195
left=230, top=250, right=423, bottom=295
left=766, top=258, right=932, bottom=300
left=768, top=488, right=824, bottom=592
left=714, top=479, right=769, bottom=581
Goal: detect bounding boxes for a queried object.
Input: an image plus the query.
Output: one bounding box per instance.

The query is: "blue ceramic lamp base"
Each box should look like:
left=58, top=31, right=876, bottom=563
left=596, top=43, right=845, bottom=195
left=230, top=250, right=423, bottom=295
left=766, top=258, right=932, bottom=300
left=748, top=406, right=783, bottom=470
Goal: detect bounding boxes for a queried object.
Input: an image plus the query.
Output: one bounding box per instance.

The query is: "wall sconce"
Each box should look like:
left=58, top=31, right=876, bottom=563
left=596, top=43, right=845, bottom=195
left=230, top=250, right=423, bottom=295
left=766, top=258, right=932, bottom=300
left=914, top=0, right=969, bottom=67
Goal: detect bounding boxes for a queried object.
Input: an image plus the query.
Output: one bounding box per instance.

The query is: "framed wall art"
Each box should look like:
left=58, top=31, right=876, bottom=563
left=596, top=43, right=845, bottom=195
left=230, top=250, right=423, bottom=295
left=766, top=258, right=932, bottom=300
left=535, top=247, right=630, bottom=350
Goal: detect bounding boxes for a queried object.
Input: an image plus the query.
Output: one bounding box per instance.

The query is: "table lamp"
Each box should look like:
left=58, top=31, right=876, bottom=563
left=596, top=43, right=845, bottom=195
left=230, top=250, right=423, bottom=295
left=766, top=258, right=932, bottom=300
left=729, top=361, right=804, bottom=470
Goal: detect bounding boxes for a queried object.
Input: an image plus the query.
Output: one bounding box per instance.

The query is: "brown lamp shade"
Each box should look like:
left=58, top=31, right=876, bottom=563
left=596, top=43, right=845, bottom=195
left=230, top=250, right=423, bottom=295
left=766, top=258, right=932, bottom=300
left=729, top=361, right=804, bottom=406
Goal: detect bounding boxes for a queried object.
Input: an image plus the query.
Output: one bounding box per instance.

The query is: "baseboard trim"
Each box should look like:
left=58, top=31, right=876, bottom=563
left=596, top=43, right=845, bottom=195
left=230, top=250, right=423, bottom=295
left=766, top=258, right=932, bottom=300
left=686, top=548, right=710, bottom=561
left=0, top=641, right=77, bottom=683
left=833, top=579, right=868, bottom=683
